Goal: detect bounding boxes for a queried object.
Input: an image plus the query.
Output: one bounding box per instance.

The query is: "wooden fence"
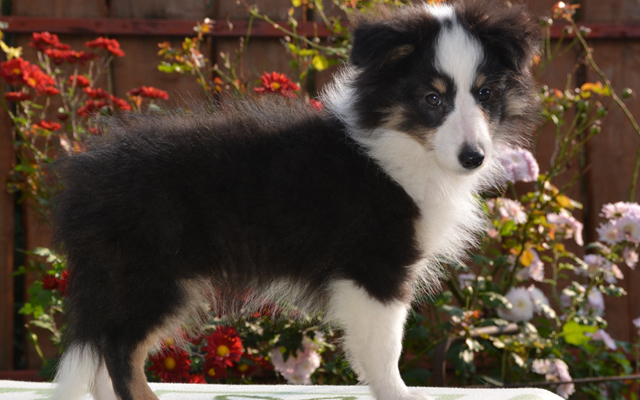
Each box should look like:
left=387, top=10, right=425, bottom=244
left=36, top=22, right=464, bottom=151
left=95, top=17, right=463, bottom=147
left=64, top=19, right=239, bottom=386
left=1, top=0, right=640, bottom=375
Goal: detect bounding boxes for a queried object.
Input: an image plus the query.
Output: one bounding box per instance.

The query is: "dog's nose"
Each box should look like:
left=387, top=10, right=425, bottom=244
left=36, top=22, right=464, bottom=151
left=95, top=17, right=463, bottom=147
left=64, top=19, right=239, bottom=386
left=458, top=146, right=485, bottom=170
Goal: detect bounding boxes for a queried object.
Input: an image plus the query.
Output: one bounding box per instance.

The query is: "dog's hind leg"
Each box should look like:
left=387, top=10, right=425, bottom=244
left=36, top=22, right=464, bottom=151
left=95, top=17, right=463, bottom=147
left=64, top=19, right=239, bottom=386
left=327, top=280, right=433, bottom=400
left=101, top=333, right=159, bottom=400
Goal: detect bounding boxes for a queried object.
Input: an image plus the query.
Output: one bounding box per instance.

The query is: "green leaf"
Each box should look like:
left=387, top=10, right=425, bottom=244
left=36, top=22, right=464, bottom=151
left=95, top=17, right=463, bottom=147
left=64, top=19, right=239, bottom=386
left=499, top=220, right=517, bottom=236
left=562, top=321, right=598, bottom=346
left=312, top=55, right=329, bottom=71
left=481, top=292, right=511, bottom=308
left=441, top=304, right=464, bottom=318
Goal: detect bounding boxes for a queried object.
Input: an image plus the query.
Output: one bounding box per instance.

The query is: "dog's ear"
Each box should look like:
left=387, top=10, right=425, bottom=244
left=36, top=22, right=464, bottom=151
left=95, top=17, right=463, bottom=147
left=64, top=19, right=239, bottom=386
left=462, top=3, right=542, bottom=73
left=349, top=21, right=416, bottom=70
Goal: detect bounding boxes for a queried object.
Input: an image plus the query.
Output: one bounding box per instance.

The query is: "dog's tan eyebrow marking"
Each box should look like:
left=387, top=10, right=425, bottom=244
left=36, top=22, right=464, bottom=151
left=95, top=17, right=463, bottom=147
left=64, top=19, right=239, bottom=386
left=475, top=73, right=486, bottom=88
left=432, top=78, right=447, bottom=94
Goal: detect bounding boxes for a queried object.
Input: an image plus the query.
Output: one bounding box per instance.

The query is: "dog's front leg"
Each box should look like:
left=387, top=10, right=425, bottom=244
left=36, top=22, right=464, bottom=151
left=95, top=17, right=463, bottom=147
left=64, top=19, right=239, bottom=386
left=327, top=280, right=432, bottom=400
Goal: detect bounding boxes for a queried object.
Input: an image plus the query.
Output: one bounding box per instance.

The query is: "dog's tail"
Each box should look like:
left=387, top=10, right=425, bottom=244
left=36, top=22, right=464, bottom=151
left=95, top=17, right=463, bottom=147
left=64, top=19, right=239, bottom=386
left=52, top=344, right=101, bottom=400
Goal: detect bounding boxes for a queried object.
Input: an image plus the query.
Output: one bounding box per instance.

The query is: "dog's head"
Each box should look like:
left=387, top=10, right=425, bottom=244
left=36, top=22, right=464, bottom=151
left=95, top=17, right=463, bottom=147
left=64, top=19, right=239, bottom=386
left=343, top=0, right=541, bottom=175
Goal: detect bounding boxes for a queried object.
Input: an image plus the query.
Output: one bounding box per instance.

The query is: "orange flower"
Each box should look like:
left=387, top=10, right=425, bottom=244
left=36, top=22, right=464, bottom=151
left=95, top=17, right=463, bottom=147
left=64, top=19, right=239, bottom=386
left=254, top=71, right=300, bottom=98
left=127, top=86, right=169, bottom=100
left=86, top=37, right=125, bottom=57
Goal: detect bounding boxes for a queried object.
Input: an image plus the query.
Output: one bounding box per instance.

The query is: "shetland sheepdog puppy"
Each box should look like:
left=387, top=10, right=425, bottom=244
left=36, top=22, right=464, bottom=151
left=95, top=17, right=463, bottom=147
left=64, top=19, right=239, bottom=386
left=51, top=1, right=540, bottom=399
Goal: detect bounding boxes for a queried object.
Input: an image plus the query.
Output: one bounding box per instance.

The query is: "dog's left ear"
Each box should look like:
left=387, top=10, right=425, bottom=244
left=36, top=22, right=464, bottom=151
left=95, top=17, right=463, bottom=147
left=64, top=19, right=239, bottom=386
left=462, top=3, right=542, bottom=73
left=349, top=20, right=416, bottom=70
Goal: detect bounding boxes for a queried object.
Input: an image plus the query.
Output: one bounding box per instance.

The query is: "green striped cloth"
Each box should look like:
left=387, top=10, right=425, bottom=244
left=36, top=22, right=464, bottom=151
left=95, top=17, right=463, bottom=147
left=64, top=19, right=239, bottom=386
left=0, top=380, right=563, bottom=400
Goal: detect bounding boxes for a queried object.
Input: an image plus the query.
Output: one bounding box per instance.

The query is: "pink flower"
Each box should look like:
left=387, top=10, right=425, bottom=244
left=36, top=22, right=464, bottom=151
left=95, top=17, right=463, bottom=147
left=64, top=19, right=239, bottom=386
left=547, top=210, right=584, bottom=246
left=498, top=146, right=539, bottom=184
left=488, top=198, right=527, bottom=224
left=596, top=221, right=622, bottom=244
left=517, top=249, right=544, bottom=282
left=601, top=202, right=640, bottom=219
left=616, top=216, right=640, bottom=243
left=590, top=329, right=617, bottom=350
left=623, top=247, right=638, bottom=269
left=269, top=331, right=322, bottom=385
left=532, top=359, right=575, bottom=399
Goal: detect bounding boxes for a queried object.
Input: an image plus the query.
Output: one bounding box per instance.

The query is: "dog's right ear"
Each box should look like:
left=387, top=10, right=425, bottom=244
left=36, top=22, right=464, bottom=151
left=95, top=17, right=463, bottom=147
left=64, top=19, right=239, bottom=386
left=349, top=21, right=415, bottom=70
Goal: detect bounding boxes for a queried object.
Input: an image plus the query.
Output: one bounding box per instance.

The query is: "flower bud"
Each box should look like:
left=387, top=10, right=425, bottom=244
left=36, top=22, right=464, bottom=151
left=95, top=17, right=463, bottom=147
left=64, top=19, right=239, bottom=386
left=622, top=88, right=633, bottom=99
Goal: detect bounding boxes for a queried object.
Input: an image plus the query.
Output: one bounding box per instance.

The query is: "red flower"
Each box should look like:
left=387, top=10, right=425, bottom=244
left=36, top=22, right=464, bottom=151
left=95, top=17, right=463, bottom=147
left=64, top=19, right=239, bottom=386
left=44, top=48, right=96, bottom=66
left=57, top=113, right=70, bottom=121
left=30, top=32, right=70, bottom=51
left=203, top=357, right=228, bottom=380
left=83, top=87, right=109, bottom=99
left=85, top=37, right=125, bottom=57
left=40, top=86, right=61, bottom=96
left=68, top=75, right=90, bottom=88
left=110, top=95, right=131, bottom=111
left=231, top=353, right=264, bottom=378
left=203, top=326, right=243, bottom=368
left=147, top=346, right=192, bottom=383
left=56, top=270, right=70, bottom=296
left=35, top=120, right=62, bottom=131
left=5, top=91, right=32, bottom=102
left=0, top=59, right=59, bottom=95
left=253, top=72, right=300, bottom=98
left=127, top=86, right=169, bottom=100
left=88, top=127, right=102, bottom=135
left=0, top=58, right=31, bottom=86
left=42, top=275, right=58, bottom=290
left=187, top=374, right=206, bottom=384
left=77, top=99, right=109, bottom=117
left=309, top=98, right=323, bottom=111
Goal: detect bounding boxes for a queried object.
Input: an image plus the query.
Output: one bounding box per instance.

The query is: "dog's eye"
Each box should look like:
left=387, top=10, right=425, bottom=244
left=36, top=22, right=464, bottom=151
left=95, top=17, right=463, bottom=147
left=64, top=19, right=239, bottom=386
left=478, top=88, right=492, bottom=102
left=425, top=93, right=442, bottom=106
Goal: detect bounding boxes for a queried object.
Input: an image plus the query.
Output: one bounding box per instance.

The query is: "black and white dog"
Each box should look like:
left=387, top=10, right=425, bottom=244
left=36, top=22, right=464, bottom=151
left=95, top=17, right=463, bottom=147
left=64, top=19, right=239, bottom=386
left=51, top=1, right=540, bottom=399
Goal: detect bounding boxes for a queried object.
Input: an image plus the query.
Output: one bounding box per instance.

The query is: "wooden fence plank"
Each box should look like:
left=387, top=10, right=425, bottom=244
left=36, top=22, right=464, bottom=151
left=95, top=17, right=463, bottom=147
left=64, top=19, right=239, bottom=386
left=584, top=41, right=640, bottom=342
left=582, top=0, right=640, bottom=23
left=12, top=0, right=106, bottom=18
left=0, top=94, right=15, bottom=371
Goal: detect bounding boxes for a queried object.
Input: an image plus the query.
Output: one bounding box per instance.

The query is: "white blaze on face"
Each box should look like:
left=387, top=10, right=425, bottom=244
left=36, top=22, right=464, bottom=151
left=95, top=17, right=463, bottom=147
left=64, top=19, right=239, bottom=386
left=432, top=19, right=492, bottom=174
